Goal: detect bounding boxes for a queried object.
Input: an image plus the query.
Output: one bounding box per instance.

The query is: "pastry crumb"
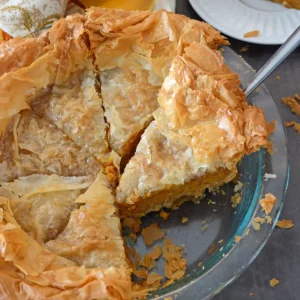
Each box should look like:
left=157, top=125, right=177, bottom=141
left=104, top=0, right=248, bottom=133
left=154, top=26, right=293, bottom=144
left=198, top=262, right=203, bottom=267
left=253, top=217, right=266, bottom=224
left=264, top=173, right=277, bottom=181
left=244, top=30, right=260, bottom=38
left=234, top=181, right=243, bottom=193
left=267, top=120, right=276, bottom=134
left=201, top=223, right=209, bottom=232
left=218, top=239, right=224, bottom=244
left=276, top=219, right=294, bottom=229
left=163, top=238, right=187, bottom=281
left=245, top=228, right=250, bottom=235
left=181, top=217, right=188, bottom=224
left=146, top=272, right=163, bottom=287
left=276, top=76, right=281, bottom=80
left=208, top=199, right=216, bottom=205
left=160, top=210, right=170, bottom=220
left=142, top=223, right=165, bottom=246
left=133, top=267, right=148, bottom=279
left=250, top=292, right=255, bottom=296
left=207, top=243, right=216, bottom=254
left=285, top=121, right=300, bottom=134
left=260, top=193, right=276, bottom=215
left=235, top=235, right=242, bottom=243
left=164, top=297, right=172, bottom=300
left=265, top=215, right=273, bottom=224
left=251, top=220, right=261, bottom=231
left=240, top=45, right=249, bottom=52
left=270, top=278, right=279, bottom=287
left=282, top=96, right=300, bottom=116
left=231, top=193, right=241, bottom=208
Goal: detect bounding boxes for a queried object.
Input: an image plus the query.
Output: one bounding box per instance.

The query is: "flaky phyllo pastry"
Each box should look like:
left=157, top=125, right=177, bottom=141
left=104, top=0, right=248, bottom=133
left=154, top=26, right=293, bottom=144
left=0, top=7, right=268, bottom=300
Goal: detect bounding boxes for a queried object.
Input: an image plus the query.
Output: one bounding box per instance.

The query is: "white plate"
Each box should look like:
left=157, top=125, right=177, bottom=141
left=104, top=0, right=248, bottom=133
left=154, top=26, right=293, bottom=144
left=189, top=0, right=300, bottom=45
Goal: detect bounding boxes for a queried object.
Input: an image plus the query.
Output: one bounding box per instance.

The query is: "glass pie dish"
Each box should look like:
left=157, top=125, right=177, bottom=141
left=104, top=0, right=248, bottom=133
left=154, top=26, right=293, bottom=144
left=133, top=46, right=289, bottom=300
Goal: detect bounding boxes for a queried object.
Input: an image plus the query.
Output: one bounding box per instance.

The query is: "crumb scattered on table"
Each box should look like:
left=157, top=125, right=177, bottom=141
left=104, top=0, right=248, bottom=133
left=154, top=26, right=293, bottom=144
left=282, top=96, right=300, bottom=116
left=264, top=173, right=277, bottom=181
left=285, top=121, right=300, bottom=134
left=276, top=219, right=294, bottom=229
left=240, top=45, right=249, bottom=52
left=276, top=76, right=281, bottom=80
left=260, top=193, right=276, bottom=215
left=270, top=278, right=280, bottom=287
left=244, top=30, right=260, bottom=38
left=250, top=292, right=255, bottom=296
left=181, top=217, right=188, bottom=224
left=218, top=239, right=224, bottom=244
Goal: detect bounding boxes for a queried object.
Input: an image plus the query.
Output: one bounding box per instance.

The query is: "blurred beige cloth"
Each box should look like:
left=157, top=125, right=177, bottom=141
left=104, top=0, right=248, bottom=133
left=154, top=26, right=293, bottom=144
left=0, top=0, right=67, bottom=37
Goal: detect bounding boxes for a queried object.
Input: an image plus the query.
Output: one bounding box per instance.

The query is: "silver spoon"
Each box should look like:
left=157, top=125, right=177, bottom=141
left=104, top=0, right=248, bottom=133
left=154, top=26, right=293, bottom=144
left=244, top=25, right=300, bottom=97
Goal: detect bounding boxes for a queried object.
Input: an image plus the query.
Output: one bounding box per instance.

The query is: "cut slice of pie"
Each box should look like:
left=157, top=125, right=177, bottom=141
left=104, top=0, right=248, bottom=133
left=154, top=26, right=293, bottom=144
left=0, top=171, right=132, bottom=299
left=116, top=43, right=268, bottom=216
left=29, top=15, right=111, bottom=165
left=85, top=8, right=229, bottom=161
left=0, top=109, right=101, bottom=183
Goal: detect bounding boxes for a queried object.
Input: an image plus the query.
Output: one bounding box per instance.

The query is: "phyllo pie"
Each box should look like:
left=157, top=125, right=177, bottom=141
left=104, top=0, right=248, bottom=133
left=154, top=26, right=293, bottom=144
left=0, top=7, right=269, bottom=299
left=116, top=43, right=268, bottom=216
left=0, top=171, right=131, bottom=299
left=85, top=8, right=229, bottom=162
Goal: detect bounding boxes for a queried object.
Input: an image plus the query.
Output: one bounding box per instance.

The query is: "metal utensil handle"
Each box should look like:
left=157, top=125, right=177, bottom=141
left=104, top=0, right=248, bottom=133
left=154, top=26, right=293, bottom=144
left=244, top=26, right=300, bottom=98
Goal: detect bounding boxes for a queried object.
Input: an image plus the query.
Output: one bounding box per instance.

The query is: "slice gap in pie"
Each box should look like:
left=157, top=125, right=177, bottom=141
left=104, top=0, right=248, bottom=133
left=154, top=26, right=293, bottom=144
left=85, top=8, right=229, bottom=165
left=0, top=171, right=132, bottom=299
left=116, top=43, right=268, bottom=217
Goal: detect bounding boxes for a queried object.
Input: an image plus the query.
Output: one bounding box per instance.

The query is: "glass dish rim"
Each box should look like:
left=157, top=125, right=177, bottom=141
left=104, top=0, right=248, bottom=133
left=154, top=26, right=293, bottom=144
left=152, top=46, right=290, bottom=300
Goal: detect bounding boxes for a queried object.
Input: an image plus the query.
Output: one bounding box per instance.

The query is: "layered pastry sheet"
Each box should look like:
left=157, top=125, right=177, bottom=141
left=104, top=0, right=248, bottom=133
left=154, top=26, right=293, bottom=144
left=0, top=7, right=268, bottom=300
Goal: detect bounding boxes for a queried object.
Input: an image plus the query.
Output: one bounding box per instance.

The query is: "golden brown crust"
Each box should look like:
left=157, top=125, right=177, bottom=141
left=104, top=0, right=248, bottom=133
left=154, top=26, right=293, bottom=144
left=117, top=43, right=268, bottom=209
left=0, top=35, right=51, bottom=77
left=0, top=8, right=268, bottom=299
left=85, top=8, right=229, bottom=157
left=0, top=172, right=132, bottom=300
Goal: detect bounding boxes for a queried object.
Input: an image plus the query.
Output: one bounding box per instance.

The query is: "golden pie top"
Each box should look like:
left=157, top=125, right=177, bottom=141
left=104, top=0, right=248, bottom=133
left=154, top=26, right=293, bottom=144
left=116, top=43, right=267, bottom=204
left=0, top=7, right=268, bottom=300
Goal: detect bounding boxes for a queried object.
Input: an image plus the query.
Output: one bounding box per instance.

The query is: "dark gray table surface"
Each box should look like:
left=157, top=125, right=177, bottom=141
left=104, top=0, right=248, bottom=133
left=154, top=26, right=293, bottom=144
left=176, top=1, right=300, bottom=300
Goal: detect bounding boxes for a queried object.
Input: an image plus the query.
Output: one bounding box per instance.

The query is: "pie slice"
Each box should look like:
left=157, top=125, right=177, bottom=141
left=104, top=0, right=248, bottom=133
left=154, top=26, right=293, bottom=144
left=0, top=109, right=100, bottom=183
left=116, top=43, right=268, bottom=216
left=0, top=171, right=132, bottom=299
left=85, top=8, right=229, bottom=161
left=29, top=15, right=111, bottom=165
